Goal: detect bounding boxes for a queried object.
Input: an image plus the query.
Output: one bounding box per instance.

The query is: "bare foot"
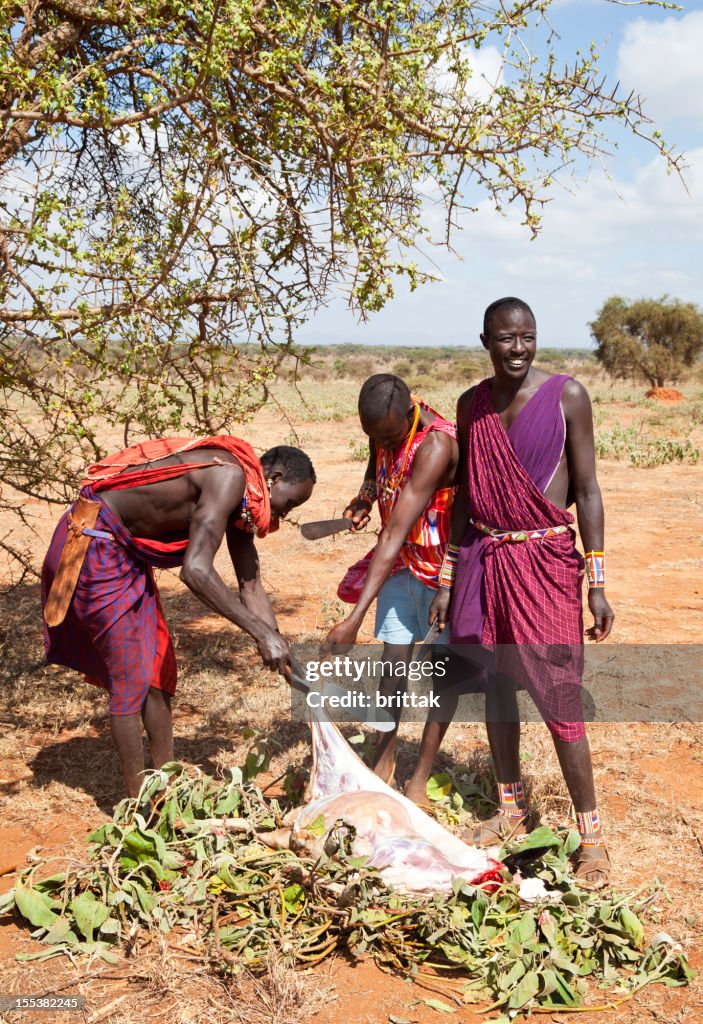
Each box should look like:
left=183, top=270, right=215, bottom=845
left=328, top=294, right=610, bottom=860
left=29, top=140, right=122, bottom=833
left=573, top=845, right=611, bottom=890
left=373, top=749, right=396, bottom=788
left=403, top=777, right=431, bottom=807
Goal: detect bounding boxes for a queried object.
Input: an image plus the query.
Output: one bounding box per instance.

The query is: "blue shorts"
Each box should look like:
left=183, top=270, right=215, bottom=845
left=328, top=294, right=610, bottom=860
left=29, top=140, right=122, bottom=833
left=374, top=569, right=448, bottom=646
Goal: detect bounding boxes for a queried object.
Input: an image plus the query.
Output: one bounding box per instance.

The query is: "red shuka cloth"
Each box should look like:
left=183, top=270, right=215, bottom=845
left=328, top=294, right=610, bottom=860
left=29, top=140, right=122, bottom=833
left=83, top=435, right=275, bottom=554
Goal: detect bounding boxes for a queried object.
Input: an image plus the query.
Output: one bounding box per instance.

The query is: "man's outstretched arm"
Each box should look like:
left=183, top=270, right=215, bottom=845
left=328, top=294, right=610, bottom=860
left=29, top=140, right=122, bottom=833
left=226, top=526, right=278, bottom=632
left=563, top=380, right=614, bottom=642
left=179, top=464, right=290, bottom=671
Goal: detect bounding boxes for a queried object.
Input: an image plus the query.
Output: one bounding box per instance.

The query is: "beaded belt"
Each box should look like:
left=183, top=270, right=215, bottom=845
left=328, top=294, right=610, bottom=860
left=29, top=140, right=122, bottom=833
left=470, top=518, right=569, bottom=544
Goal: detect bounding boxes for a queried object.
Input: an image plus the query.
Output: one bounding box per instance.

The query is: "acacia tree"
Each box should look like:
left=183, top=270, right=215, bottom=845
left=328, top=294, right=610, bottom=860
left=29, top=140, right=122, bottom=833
left=591, top=296, right=703, bottom=389
left=0, top=0, right=682, bottom=578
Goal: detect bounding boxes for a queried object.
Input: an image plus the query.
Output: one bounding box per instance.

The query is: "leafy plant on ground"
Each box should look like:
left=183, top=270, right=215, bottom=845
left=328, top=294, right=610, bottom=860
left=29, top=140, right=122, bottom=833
left=348, top=439, right=370, bottom=463
left=595, top=427, right=700, bottom=467
left=0, top=765, right=691, bottom=1016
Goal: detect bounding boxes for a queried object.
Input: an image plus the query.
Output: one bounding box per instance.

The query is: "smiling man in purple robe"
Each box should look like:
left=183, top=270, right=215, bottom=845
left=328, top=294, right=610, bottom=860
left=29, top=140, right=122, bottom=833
left=429, top=297, right=614, bottom=889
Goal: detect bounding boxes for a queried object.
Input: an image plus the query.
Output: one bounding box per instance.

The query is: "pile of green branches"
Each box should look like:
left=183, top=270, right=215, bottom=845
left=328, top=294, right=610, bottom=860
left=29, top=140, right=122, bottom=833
left=0, top=763, right=691, bottom=1018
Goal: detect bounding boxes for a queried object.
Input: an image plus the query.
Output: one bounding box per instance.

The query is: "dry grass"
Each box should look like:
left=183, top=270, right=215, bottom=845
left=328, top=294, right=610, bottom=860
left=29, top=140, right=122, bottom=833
left=0, top=945, right=333, bottom=1024
left=228, top=949, right=333, bottom=1024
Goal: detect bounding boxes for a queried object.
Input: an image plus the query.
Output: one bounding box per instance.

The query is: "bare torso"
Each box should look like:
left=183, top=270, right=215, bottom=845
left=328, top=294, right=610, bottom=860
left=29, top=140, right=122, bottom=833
left=98, top=448, right=244, bottom=538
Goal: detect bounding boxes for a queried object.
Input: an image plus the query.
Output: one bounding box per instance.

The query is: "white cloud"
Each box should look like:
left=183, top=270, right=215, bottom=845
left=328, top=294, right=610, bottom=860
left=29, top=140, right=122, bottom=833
left=617, top=11, right=703, bottom=127
left=433, top=44, right=504, bottom=104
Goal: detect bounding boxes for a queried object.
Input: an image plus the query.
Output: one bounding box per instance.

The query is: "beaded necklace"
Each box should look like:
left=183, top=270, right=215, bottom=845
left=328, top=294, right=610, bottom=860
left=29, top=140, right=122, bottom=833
left=378, top=401, right=421, bottom=499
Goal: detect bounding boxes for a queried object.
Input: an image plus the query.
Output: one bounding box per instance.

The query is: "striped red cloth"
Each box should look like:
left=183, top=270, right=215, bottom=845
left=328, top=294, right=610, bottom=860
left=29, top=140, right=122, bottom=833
left=376, top=398, right=457, bottom=588
left=42, top=435, right=271, bottom=715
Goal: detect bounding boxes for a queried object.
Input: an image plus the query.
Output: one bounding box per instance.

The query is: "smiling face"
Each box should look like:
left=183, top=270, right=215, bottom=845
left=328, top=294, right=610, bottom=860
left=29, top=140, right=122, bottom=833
left=268, top=473, right=315, bottom=518
left=481, top=305, right=537, bottom=384
left=360, top=405, right=415, bottom=450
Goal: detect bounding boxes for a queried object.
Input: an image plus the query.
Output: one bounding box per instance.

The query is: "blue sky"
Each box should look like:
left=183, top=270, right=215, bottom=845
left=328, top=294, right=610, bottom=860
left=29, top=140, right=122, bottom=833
left=299, top=1, right=703, bottom=350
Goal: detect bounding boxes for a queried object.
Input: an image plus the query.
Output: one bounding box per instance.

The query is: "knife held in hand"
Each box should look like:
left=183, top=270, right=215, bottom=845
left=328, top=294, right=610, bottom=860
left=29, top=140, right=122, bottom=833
left=300, top=518, right=354, bottom=541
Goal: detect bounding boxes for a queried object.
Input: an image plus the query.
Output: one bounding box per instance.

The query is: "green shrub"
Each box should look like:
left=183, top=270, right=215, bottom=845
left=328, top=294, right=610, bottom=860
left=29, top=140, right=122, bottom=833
left=348, top=439, right=369, bottom=462
left=595, top=426, right=700, bottom=467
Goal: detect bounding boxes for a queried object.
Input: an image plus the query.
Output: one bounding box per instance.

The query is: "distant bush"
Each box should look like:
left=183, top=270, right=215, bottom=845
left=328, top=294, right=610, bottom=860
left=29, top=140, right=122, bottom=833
left=394, top=361, right=413, bottom=377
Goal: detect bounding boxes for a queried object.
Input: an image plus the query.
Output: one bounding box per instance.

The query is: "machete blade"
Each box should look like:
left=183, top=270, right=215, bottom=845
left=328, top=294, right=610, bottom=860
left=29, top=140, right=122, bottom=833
left=300, top=518, right=353, bottom=541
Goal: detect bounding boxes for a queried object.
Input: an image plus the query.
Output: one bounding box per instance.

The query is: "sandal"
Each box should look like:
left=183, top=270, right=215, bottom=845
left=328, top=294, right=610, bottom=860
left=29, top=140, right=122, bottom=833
left=573, top=844, right=611, bottom=890
left=464, top=811, right=533, bottom=848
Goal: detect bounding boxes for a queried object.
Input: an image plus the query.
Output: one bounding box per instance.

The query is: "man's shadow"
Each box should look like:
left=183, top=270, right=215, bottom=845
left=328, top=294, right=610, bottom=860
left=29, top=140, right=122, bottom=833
left=21, top=711, right=313, bottom=816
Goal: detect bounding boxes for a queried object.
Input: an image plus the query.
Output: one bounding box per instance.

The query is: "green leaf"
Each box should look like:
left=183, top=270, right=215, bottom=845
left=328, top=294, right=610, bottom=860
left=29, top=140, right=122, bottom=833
left=619, top=908, right=645, bottom=950
left=16, top=948, right=67, bottom=963
left=0, top=889, right=17, bottom=915
left=508, top=969, right=540, bottom=1009
left=423, top=998, right=456, bottom=1014
left=70, top=892, right=110, bottom=942
left=501, top=958, right=526, bottom=991
left=14, top=884, right=60, bottom=930
left=214, top=788, right=240, bottom=815
left=563, top=828, right=581, bottom=856
left=426, top=773, right=453, bottom=802
left=32, top=874, right=68, bottom=893
left=283, top=884, right=305, bottom=915
left=98, top=918, right=120, bottom=938
left=508, top=826, right=562, bottom=853
left=122, top=827, right=158, bottom=859
left=513, top=912, right=536, bottom=944
left=43, top=918, right=74, bottom=945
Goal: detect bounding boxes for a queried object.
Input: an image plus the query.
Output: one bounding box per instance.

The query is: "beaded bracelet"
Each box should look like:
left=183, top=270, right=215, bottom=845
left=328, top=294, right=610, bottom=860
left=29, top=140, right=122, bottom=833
left=438, top=543, right=460, bottom=589
left=584, top=550, right=605, bottom=589
left=356, top=479, right=378, bottom=506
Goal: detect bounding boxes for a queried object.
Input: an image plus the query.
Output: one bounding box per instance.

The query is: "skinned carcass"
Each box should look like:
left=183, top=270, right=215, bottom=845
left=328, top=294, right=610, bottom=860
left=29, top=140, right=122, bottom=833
left=263, top=716, right=502, bottom=895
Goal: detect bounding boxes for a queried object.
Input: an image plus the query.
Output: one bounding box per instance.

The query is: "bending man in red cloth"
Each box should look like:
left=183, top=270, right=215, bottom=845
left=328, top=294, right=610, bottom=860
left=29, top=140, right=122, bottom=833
left=431, top=298, right=614, bottom=888
left=42, top=437, right=316, bottom=796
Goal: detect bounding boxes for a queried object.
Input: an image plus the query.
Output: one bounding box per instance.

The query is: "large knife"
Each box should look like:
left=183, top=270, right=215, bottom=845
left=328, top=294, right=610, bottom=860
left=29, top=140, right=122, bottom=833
left=415, top=621, right=441, bottom=662
left=288, top=657, right=395, bottom=732
left=300, top=518, right=353, bottom=541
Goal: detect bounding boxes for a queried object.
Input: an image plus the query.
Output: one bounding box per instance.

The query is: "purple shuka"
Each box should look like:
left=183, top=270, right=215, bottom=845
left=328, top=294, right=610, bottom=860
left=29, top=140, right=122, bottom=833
left=450, top=374, right=586, bottom=741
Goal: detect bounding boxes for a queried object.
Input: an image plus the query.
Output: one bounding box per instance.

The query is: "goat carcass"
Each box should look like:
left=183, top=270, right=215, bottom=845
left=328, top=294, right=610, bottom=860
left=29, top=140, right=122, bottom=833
left=265, top=718, right=502, bottom=895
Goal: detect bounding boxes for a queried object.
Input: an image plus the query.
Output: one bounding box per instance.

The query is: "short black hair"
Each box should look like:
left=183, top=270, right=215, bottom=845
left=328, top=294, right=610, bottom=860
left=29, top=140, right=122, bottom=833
left=483, top=296, right=535, bottom=335
left=261, top=445, right=316, bottom=484
left=358, top=374, right=411, bottom=422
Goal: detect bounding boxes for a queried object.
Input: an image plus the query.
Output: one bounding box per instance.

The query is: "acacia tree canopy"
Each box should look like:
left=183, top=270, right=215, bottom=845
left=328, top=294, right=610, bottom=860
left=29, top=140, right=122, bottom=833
left=0, top=0, right=682, bottom=577
left=591, top=296, right=703, bottom=389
